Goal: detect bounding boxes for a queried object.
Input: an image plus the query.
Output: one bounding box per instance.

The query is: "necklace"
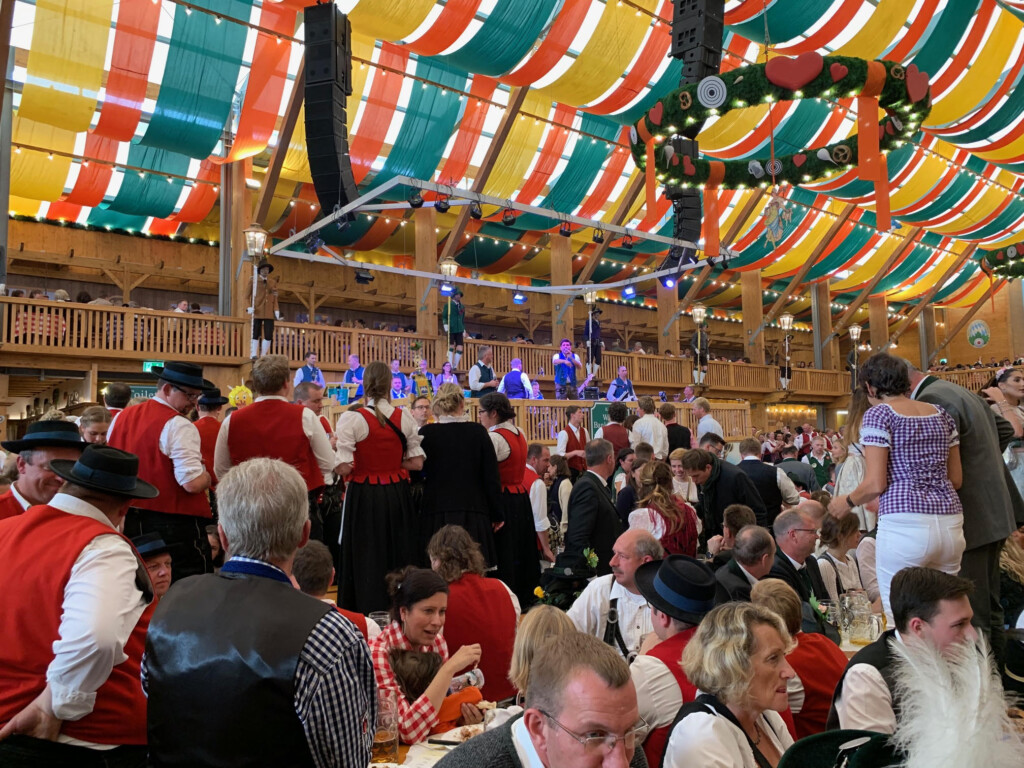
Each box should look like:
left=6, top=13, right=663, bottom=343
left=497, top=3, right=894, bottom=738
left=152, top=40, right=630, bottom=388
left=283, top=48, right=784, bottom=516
left=749, top=721, right=763, bottom=746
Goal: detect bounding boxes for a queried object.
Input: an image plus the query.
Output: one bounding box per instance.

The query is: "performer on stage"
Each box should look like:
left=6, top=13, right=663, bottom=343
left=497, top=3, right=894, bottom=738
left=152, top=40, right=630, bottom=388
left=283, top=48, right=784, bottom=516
left=441, top=290, right=466, bottom=369
left=293, top=351, right=326, bottom=388
left=247, top=258, right=280, bottom=359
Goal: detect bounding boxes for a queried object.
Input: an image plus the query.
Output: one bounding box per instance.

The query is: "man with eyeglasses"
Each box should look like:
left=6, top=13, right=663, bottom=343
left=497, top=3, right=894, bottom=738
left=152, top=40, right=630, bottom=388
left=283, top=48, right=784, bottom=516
left=769, top=509, right=836, bottom=640
left=107, top=362, right=213, bottom=581
left=435, top=632, right=648, bottom=768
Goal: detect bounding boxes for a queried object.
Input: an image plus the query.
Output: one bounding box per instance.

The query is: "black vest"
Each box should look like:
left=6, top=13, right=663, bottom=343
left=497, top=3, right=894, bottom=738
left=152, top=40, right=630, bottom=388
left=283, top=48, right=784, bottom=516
left=146, top=573, right=332, bottom=767
left=736, top=459, right=784, bottom=527
left=826, top=629, right=901, bottom=731
left=471, top=363, right=495, bottom=398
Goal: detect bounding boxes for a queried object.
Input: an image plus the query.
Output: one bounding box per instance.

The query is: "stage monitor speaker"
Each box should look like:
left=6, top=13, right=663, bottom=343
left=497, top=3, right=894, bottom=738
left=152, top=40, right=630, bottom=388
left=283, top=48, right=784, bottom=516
left=583, top=387, right=600, bottom=400
left=303, top=4, right=358, bottom=212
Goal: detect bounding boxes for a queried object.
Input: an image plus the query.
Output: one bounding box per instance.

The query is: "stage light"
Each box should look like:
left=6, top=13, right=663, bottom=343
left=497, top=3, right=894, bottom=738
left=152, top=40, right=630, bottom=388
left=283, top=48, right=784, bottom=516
left=559, top=221, right=572, bottom=237
left=621, top=235, right=634, bottom=250
left=512, top=290, right=527, bottom=305
left=622, top=285, right=636, bottom=299
left=439, top=281, right=457, bottom=296
left=354, top=269, right=375, bottom=285
left=335, top=212, right=353, bottom=231
left=434, top=196, right=451, bottom=213
left=593, top=229, right=605, bottom=244
left=304, top=233, right=325, bottom=253
left=660, top=275, right=676, bottom=289
left=502, top=209, right=517, bottom=226
left=408, top=190, right=424, bottom=209
left=469, top=202, right=483, bottom=219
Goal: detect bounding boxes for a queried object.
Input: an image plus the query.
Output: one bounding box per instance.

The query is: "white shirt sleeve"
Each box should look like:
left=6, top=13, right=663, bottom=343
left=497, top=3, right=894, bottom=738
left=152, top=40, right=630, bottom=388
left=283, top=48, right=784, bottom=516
left=398, top=406, right=425, bottom=460
left=497, top=377, right=506, bottom=394
left=529, top=478, right=549, bottom=533
left=834, top=663, right=896, bottom=734
left=302, top=407, right=339, bottom=475
left=48, top=536, right=148, bottom=721
left=521, top=373, right=533, bottom=398
left=629, top=508, right=666, bottom=540
left=663, top=712, right=752, bottom=768
left=630, top=654, right=684, bottom=733
left=335, top=409, right=369, bottom=465
left=856, top=537, right=880, bottom=603
left=160, top=415, right=206, bottom=485
left=553, top=430, right=569, bottom=456
left=558, top=479, right=572, bottom=532
left=293, top=368, right=303, bottom=388
left=595, top=427, right=604, bottom=440
left=468, top=365, right=482, bottom=392
left=213, top=412, right=233, bottom=481
left=788, top=671, right=805, bottom=715
left=488, top=431, right=511, bottom=463
left=499, top=579, right=522, bottom=621
left=816, top=555, right=841, bottom=603
left=566, top=578, right=604, bottom=636
left=777, top=467, right=801, bottom=505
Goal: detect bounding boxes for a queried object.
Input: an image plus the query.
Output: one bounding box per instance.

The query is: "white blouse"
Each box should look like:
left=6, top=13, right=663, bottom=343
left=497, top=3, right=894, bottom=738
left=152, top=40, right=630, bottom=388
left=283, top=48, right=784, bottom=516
left=664, top=705, right=793, bottom=768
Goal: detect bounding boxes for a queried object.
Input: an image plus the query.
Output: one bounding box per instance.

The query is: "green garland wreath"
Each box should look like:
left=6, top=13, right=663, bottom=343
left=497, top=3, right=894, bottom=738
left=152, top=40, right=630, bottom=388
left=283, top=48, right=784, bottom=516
left=982, top=242, right=1024, bottom=279
left=629, top=54, right=932, bottom=190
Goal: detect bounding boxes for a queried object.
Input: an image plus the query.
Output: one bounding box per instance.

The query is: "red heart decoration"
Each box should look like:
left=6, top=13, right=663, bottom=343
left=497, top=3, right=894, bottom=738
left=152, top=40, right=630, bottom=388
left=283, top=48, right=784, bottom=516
left=682, top=156, right=696, bottom=176
left=648, top=102, right=664, bottom=126
left=905, top=63, right=930, bottom=104
left=829, top=63, right=848, bottom=82
left=671, top=155, right=679, bottom=166
left=793, top=154, right=806, bottom=167
left=765, top=52, right=824, bottom=91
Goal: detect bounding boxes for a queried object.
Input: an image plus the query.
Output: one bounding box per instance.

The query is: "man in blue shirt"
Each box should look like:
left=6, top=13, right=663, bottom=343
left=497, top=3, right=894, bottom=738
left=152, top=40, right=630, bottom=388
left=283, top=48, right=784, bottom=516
left=343, top=353, right=364, bottom=399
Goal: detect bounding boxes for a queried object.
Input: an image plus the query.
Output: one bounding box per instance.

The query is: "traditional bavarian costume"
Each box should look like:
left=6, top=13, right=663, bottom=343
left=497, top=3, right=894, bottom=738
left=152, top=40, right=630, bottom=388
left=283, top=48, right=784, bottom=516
left=488, top=420, right=539, bottom=607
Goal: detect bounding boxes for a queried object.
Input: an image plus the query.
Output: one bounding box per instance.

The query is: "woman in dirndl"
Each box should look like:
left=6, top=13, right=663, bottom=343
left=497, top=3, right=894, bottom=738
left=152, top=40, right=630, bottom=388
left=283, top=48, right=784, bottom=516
left=478, top=392, right=539, bottom=607
left=336, top=360, right=425, bottom=613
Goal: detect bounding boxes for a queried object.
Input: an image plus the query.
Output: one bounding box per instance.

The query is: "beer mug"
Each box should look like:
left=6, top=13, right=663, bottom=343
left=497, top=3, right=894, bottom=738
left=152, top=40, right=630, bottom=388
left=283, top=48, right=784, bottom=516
left=850, top=608, right=883, bottom=646
left=371, top=688, right=399, bottom=763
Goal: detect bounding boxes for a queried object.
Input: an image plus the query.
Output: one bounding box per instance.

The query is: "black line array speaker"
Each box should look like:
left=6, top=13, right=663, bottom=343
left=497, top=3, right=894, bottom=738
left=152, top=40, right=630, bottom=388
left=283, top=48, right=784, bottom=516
left=304, top=3, right=358, bottom=212
left=671, top=0, right=725, bottom=65
left=672, top=188, right=703, bottom=242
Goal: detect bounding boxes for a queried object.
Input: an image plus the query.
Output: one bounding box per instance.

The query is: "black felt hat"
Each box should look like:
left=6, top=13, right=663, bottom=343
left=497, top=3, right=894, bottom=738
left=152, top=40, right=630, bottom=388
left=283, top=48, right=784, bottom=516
left=777, top=730, right=899, bottom=768
left=150, top=362, right=214, bottom=391
left=257, top=258, right=274, bottom=273
left=635, top=555, right=717, bottom=625
left=132, top=532, right=170, bottom=558
left=49, top=445, right=159, bottom=499
left=1, top=420, right=85, bottom=453
left=197, top=387, right=230, bottom=407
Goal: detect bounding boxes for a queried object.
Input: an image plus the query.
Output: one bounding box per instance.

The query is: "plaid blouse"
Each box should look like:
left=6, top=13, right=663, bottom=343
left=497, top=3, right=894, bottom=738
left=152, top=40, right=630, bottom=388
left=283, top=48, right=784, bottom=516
left=370, top=621, right=449, bottom=744
left=860, top=402, right=962, bottom=517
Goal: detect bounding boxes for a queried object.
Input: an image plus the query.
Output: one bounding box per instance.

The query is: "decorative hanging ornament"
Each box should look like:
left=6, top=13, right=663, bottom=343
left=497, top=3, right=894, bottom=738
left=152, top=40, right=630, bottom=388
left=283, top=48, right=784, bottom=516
left=982, top=240, right=1024, bottom=279
left=630, top=54, right=932, bottom=232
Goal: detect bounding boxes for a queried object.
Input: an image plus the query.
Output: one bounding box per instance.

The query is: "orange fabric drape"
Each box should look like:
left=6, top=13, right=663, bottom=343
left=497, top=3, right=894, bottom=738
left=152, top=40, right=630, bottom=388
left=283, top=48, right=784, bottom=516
left=403, top=0, right=483, bottom=56
left=500, top=0, right=591, bottom=87
left=349, top=44, right=409, bottom=186
left=434, top=76, right=497, bottom=188
left=94, top=0, right=161, bottom=140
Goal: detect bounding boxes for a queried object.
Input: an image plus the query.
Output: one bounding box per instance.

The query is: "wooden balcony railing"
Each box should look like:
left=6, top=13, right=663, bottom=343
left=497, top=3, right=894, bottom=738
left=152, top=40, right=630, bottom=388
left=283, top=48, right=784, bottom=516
left=0, top=297, right=875, bottom=407
left=930, top=366, right=1008, bottom=392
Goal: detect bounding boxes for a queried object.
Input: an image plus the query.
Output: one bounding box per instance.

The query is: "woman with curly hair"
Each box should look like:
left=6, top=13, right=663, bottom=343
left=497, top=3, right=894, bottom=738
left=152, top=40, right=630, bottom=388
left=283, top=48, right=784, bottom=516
left=629, top=461, right=698, bottom=557
left=428, top=525, right=519, bottom=701
left=335, top=360, right=425, bottom=613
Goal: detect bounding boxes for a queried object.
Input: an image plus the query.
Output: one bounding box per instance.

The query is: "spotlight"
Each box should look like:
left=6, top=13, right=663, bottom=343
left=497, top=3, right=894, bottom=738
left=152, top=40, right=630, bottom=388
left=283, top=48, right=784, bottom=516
left=593, top=229, right=605, bottom=244
left=335, top=212, right=353, bottom=231
left=439, top=281, right=456, bottom=297
left=408, top=190, right=424, bottom=209
left=659, top=245, right=692, bottom=289
left=354, top=269, right=375, bottom=285
left=512, top=290, right=527, bottom=305
left=621, top=235, right=634, bottom=250
left=434, top=196, right=451, bottom=213
left=304, top=233, right=325, bottom=253
left=469, top=201, right=483, bottom=219
left=559, top=222, right=572, bottom=237
left=502, top=209, right=517, bottom=226
left=660, top=275, right=676, bottom=289
left=622, top=285, right=636, bottom=299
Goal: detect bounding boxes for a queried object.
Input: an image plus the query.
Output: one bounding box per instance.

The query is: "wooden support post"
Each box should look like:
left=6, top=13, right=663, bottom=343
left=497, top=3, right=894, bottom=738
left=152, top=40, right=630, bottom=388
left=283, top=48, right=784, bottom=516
left=414, top=207, right=439, bottom=345
left=811, top=280, right=836, bottom=369
left=741, top=269, right=764, bottom=364
left=888, top=245, right=975, bottom=349
left=868, top=295, right=888, bottom=351
left=550, top=235, right=573, bottom=344
left=657, top=280, right=680, bottom=355
left=229, top=161, right=250, bottom=319
left=918, top=305, right=937, bottom=367
left=438, top=88, right=529, bottom=264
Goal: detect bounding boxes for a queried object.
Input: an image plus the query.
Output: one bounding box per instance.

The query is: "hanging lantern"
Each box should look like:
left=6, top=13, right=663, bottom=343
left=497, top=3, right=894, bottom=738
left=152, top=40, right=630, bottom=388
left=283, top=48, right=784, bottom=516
left=691, top=304, right=707, bottom=325
left=849, top=324, right=862, bottom=342
left=243, top=225, right=268, bottom=256
left=438, top=255, right=459, bottom=278
left=779, top=313, right=794, bottom=331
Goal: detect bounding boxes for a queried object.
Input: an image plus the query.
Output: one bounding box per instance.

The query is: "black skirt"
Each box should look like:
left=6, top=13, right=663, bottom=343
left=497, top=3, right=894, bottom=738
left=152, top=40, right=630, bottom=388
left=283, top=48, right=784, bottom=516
left=421, top=509, right=497, bottom=569
left=338, top=478, right=418, bottom=614
left=493, top=490, right=540, bottom=608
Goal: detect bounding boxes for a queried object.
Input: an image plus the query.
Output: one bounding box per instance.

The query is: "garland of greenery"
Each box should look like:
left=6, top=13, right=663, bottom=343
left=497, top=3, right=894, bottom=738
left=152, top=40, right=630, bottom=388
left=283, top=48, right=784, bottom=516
left=629, top=54, right=932, bottom=190
left=982, top=242, right=1024, bottom=279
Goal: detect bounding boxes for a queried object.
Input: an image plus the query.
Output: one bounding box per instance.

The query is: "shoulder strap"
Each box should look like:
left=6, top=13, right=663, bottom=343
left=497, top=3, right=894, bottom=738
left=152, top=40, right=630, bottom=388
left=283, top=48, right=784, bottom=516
left=601, top=594, right=631, bottom=660
left=362, top=406, right=408, bottom=453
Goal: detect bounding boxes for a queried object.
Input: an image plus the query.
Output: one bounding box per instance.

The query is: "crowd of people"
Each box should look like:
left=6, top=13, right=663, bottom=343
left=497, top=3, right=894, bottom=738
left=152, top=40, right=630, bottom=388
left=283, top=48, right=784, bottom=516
left=0, top=350, right=1022, bottom=767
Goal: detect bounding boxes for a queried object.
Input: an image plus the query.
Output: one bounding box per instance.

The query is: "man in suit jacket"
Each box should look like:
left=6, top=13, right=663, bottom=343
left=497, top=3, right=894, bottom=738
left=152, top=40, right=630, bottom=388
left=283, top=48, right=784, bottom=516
left=715, top=525, right=776, bottom=604
left=776, top=445, right=820, bottom=492
left=906, top=361, right=1024, bottom=661
left=736, top=437, right=800, bottom=527
left=678, top=449, right=768, bottom=540
left=770, top=509, right=839, bottom=641
left=557, top=439, right=621, bottom=576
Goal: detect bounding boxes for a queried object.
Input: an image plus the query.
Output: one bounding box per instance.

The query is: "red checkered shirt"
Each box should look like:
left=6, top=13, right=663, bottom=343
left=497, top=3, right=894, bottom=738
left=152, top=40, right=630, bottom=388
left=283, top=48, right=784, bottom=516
left=370, top=621, right=449, bottom=744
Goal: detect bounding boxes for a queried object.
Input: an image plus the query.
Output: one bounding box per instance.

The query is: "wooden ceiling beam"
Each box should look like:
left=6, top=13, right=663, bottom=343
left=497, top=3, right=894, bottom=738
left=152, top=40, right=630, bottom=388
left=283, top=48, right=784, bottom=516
left=928, top=278, right=1005, bottom=365
left=576, top=174, right=645, bottom=285
left=438, top=87, right=530, bottom=264
left=886, top=244, right=977, bottom=349
left=253, top=55, right=304, bottom=227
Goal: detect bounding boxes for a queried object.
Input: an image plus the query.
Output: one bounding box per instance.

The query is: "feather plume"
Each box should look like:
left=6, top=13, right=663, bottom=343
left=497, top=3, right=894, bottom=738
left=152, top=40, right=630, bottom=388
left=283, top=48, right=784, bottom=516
left=890, top=633, right=1022, bottom=768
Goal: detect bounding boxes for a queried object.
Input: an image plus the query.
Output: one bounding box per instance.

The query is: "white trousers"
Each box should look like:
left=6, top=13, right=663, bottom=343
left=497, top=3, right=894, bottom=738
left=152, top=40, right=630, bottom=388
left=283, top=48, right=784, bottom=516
left=876, top=512, right=965, bottom=626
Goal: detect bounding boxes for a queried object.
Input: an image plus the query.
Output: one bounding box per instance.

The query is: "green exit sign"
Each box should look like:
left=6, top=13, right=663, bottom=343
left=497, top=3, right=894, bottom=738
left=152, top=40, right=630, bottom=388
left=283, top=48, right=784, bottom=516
left=142, top=361, right=164, bottom=373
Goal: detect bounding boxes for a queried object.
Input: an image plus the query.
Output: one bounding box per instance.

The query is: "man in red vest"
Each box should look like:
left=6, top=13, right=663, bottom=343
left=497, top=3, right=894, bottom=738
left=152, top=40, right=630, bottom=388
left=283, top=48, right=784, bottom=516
left=214, top=355, right=341, bottom=546
left=631, top=555, right=717, bottom=768
left=107, top=362, right=213, bottom=581
left=554, top=405, right=588, bottom=482
left=0, top=420, right=85, bottom=521
left=0, top=444, right=159, bottom=765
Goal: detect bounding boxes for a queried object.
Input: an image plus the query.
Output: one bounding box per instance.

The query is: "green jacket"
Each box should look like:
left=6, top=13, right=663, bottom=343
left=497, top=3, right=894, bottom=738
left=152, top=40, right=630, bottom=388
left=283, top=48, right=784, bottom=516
left=441, top=299, right=465, bottom=334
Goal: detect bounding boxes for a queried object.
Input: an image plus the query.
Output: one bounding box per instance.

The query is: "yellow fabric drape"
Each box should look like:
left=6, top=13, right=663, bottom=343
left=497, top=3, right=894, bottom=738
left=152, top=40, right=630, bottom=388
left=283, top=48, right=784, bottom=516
left=829, top=237, right=900, bottom=290
left=926, top=185, right=1012, bottom=235
left=699, top=105, right=773, bottom=152
left=9, top=113, right=76, bottom=200
left=480, top=92, right=552, bottom=199
left=19, top=0, right=113, bottom=132
left=925, top=15, right=1022, bottom=127
left=940, top=275, right=990, bottom=307
left=886, top=246, right=968, bottom=300
left=761, top=215, right=839, bottom=276
left=348, top=0, right=437, bottom=42
left=8, top=196, right=43, bottom=217
left=833, top=0, right=917, bottom=59
left=539, top=0, right=660, bottom=106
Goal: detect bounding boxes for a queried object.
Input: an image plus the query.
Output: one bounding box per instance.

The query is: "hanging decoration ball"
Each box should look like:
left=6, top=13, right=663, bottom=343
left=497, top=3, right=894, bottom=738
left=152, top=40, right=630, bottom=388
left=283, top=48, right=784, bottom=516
left=629, top=54, right=932, bottom=191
